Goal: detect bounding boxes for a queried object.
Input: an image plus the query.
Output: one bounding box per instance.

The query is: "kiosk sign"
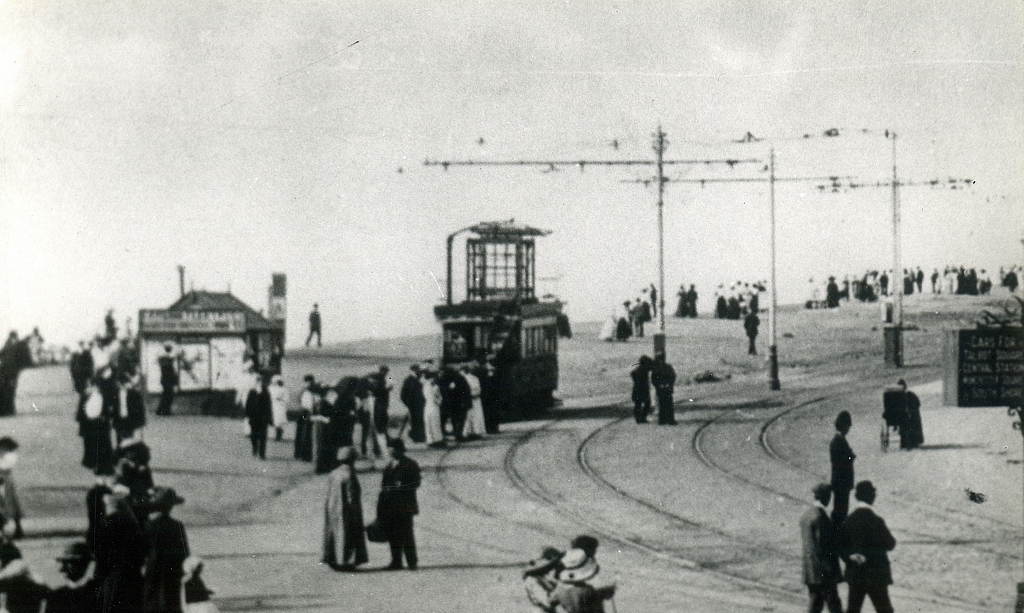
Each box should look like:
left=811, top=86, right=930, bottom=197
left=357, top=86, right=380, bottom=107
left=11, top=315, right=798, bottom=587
left=139, top=310, right=246, bottom=334
left=944, top=328, right=1024, bottom=407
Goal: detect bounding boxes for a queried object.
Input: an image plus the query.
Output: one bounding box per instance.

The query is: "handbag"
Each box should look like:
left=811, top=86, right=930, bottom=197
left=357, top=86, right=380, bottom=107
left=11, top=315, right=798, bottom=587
left=365, top=519, right=388, bottom=543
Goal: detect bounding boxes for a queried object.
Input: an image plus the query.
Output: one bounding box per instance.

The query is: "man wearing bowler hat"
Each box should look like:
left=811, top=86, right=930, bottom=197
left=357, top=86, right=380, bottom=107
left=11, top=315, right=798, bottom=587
left=841, top=480, right=896, bottom=613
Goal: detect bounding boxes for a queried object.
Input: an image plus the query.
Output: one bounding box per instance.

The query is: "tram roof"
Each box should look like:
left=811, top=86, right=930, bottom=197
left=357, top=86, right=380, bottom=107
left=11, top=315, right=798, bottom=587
left=468, top=220, right=550, bottom=239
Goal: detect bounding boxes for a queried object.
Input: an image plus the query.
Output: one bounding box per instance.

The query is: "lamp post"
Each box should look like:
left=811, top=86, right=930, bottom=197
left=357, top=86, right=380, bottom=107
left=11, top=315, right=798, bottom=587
left=653, top=126, right=667, bottom=358
left=885, top=131, right=905, bottom=367
left=768, top=147, right=781, bottom=390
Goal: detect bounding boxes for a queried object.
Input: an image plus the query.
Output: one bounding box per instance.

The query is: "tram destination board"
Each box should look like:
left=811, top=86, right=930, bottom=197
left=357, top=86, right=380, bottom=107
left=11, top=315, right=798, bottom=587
left=943, top=327, right=1024, bottom=407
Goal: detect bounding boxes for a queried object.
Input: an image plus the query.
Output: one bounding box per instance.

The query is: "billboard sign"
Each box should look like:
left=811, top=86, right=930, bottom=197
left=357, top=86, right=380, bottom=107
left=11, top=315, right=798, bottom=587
left=139, top=310, right=246, bottom=334
left=944, top=327, right=1024, bottom=407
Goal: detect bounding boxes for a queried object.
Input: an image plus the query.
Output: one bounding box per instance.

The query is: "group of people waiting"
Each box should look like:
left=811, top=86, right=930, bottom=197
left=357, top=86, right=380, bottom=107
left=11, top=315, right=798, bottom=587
left=523, top=535, right=615, bottom=613
left=601, top=285, right=658, bottom=342
left=291, top=360, right=499, bottom=476
left=813, top=263, right=1019, bottom=310
left=713, top=281, right=764, bottom=320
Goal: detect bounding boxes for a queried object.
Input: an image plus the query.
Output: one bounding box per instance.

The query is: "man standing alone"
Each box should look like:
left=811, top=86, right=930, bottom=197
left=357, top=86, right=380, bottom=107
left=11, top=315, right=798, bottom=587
left=306, top=304, right=322, bottom=348
left=829, top=411, right=856, bottom=525
left=156, top=344, right=178, bottom=416
left=842, top=481, right=896, bottom=613
left=744, top=310, right=760, bottom=355
left=800, top=483, right=843, bottom=613
left=399, top=364, right=425, bottom=443
left=377, top=439, right=421, bottom=570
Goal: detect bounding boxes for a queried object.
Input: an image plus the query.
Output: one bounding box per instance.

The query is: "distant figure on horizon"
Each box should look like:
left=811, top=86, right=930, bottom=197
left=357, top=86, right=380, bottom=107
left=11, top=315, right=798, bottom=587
left=744, top=311, right=760, bottom=356
left=829, top=411, right=855, bottom=526
left=306, top=304, right=322, bottom=348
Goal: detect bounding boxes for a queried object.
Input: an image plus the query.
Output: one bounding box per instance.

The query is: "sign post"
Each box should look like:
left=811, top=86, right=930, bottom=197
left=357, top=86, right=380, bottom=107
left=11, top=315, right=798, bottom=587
left=944, top=326, right=1024, bottom=609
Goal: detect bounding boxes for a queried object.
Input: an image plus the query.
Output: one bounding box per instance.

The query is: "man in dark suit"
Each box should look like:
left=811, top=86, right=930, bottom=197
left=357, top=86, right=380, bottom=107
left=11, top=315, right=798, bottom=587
left=800, top=483, right=843, bottom=613
left=378, top=439, right=421, bottom=570
left=399, top=364, right=425, bottom=443
left=306, top=304, right=322, bottom=347
left=829, top=411, right=855, bottom=525
left=650, top=353, right=677, bottom=425
left=155, top=344, right=178, bottom=416
left=841, top=481, right=896, bottom=613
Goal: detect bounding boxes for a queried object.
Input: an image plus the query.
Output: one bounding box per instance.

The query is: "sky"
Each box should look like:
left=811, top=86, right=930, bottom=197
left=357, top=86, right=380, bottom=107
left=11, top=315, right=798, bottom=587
left=2, top=0, right=1022, bottom=347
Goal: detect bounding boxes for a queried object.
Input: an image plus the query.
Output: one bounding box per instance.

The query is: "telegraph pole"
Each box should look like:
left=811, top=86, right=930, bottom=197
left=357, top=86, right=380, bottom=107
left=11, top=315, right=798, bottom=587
left=425, top=125, right=760, bottom=361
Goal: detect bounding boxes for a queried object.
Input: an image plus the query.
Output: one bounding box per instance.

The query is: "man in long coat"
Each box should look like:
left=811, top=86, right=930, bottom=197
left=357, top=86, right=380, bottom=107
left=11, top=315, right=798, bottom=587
left=245, top=377, right=272, bottom=460
left=841, top=481, right=896, bottom=613
left=829, top=411, right=855, bottom=525
left=377, top=439, right=421, bottom=570
left=155, top=345, right=178, bottom=416
left=0, top=332, right=32, bottom=417
left=399, top=365, right=425, bottom=443
left=800, top=483, right=843, bottom=613
left=630, top=356, right=653, bottom=424
left=895, top=379, right=923, bottom=450
left=322, top=447, right=368, bottom=571
left=95, top=486, right=146, bottom=613
left=143, top=487, right=189, bottom=613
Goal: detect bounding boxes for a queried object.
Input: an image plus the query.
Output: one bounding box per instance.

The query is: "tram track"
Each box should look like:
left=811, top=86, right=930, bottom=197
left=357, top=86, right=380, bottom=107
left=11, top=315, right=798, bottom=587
left=684, top=396, right=1003, bottom=611
left=757, top=399, right=1019, bottom=536
left=430, top=390, right=1001, bottom=611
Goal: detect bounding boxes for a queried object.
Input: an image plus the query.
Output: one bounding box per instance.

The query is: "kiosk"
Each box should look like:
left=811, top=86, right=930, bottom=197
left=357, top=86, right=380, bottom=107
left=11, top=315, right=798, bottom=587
left=138, top=279, right=286, bottom=415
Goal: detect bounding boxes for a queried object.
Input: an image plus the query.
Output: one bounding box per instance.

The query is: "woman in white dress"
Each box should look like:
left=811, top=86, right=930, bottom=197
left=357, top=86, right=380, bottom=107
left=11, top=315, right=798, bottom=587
left=270, top=375, right=289, bottom=441
left=460, top=365, right=486, bottom=441
left=421, top=371, right=445, bottom=448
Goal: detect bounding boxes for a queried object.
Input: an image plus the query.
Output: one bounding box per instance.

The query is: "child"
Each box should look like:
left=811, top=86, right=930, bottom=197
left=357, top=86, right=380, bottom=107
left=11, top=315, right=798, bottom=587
left=523, top=547, right=563, bottom=612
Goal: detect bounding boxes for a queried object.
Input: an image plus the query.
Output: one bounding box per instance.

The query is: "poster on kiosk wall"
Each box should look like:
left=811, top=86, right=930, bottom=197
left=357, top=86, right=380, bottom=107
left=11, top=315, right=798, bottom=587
left=177, top=343, right=211, bottom=391
left=211, top=336, right=249, bottom=391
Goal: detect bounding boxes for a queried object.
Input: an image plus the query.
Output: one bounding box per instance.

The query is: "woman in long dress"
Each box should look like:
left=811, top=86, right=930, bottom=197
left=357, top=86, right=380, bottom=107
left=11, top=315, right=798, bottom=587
left=321, top=447, right=368, bottom=571
left=460, top=365, right=486, bottom=440
left=269, top=375, right=288, bottom=442
left=421, top=372, right=445, bottom=448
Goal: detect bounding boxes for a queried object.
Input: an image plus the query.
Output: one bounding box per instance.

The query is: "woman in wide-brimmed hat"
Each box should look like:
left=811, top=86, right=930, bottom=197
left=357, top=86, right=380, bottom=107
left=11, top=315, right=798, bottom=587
left=522, top=546, right=563, bottom=612
left=321, top=447, right=368, bottom=571
left=549, top=549, right=616, bottom=613
left=143, top=487, right=189, bottom=613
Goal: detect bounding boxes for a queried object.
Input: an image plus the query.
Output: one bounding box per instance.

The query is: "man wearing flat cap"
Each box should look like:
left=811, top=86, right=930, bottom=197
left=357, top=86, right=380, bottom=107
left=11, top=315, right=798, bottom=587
left=377, top=439, right=420, bottom=570
left=841, top=481, right=896, bottom=613
left=800, top=483, right=843, bottom=613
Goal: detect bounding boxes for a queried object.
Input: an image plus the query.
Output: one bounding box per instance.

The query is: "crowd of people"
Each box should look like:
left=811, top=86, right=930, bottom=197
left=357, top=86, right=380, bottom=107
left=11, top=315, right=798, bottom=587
left=0, top=310, right=220, bottom=613
left=810, top=264, right=1021, bottom=309
left=713, top=281, right=764, bottom=320
left=293, top=360, right=498, bottom=474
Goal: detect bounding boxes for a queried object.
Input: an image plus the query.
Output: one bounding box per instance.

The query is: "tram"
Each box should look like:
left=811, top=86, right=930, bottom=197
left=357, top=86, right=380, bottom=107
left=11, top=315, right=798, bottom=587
left=434, top=220, right=566, bottom=420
